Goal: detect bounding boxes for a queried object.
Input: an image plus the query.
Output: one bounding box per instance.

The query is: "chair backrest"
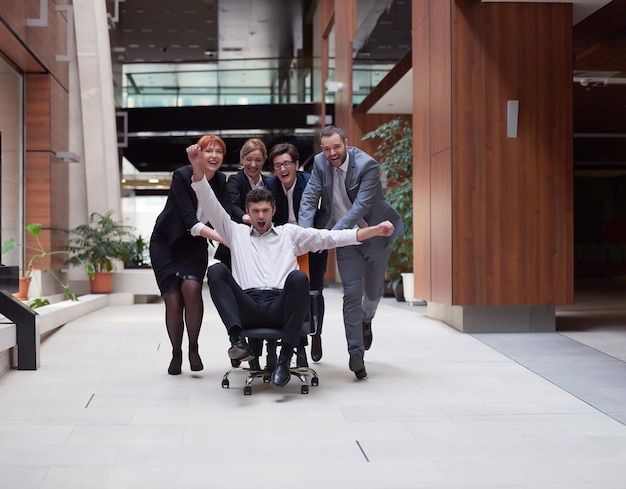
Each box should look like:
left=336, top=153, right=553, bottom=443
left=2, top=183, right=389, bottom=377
left=297, top=254, right=310, bottom=279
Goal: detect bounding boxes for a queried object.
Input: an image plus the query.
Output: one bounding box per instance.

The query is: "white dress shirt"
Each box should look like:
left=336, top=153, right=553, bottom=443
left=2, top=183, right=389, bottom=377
left=189, top=202, right=212, bottom=237
left=191, top=176, right=359, bottom=289
left=246, top=173, right=265, bottom=190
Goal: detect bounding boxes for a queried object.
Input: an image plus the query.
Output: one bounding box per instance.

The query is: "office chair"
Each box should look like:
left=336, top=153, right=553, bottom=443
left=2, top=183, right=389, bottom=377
left=221, top=288, right=320, bottom=395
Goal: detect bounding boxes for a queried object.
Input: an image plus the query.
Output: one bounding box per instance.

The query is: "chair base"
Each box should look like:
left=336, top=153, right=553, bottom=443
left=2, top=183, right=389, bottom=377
left=221, top=364, right=319, bottom=395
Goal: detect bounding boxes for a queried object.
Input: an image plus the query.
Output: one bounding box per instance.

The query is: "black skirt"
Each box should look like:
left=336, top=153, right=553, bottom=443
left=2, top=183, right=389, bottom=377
left=149, top=230, right=208, bottom=298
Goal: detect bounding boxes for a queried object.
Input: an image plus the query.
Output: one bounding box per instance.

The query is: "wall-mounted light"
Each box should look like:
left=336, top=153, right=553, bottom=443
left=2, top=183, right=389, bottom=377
left=507, top=100, right=519, bottom=139
left=55, top=5, right=75, bottom=62
left=108, top=0, right=125, bottom=29
left=55, top=151, right=80, bottom=163
left=27, top=0, right=48, bottom=27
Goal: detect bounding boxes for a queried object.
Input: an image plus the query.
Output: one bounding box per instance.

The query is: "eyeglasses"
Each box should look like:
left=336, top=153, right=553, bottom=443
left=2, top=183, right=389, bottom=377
left=273, top=160, right=294, bottom=170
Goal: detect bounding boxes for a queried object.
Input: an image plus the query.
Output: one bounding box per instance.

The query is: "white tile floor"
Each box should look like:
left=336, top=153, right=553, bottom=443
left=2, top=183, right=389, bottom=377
left=1, top=284, right=626, bottom=488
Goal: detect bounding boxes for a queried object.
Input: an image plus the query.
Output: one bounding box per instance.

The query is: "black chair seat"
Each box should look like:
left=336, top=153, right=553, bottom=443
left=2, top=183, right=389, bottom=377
left=221, top=290, right=320, bottom=395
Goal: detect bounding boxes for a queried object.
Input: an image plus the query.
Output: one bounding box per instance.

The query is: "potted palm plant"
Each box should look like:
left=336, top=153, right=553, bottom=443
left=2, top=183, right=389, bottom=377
left=67, top=210, right=137, bottom=294
left=1, top=223, right=90, bottom=308
left=123, top=235, right=151, bottom=269
left=363, top=118, right=413, bottom=301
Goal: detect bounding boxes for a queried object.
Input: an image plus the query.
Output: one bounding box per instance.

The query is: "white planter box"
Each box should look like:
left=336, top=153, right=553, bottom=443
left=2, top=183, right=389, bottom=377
left=401, top=272, right=424, bottom=306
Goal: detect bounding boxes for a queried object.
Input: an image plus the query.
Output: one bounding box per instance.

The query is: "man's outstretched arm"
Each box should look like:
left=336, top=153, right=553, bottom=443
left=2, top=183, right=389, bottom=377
left=356, top=220, right=395, bottom=242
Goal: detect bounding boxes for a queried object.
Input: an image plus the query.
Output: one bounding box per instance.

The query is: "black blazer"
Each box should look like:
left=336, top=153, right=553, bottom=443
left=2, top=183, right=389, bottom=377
left=153, top=165, right=230, bottom=259
left=226, top=169, right=268, bottom=223
left=266, top=171, right=310, bottom=225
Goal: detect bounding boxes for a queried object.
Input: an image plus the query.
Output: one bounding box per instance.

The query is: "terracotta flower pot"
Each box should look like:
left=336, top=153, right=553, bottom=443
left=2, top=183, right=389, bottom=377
left=15, top=276, right=31, bottom=301
left=89, top=271, right=113, bottom=294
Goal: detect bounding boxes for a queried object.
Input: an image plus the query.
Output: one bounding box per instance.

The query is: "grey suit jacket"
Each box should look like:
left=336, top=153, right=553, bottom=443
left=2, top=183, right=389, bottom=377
left=298, top=146, right=403, bottom=241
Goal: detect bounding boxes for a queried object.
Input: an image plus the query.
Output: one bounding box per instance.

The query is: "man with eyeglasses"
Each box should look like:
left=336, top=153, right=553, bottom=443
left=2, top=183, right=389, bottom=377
left=187, top=143, right=395, bottom=387
left=299, top=125, right=404, bottom=380
left=266, top=143, right=328, bottom=367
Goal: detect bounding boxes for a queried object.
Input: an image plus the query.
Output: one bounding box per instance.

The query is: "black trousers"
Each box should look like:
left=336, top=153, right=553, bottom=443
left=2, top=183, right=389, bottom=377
left=207, top=263, right=310, bottom=347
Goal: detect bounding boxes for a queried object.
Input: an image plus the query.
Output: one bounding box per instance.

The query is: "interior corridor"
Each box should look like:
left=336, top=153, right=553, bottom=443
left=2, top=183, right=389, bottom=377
left=0, top=284, right=625, bottom=488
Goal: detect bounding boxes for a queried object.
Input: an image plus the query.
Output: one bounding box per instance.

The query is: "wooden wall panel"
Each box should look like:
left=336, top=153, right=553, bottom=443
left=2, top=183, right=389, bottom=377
left=430, top=149, right=452, bottom=304
left=0, top=20, right=43, bottom=72
left=0, top=1, right=29, bottom=38
left=353, top=113, right=408, bottom=157
left=430, top=0, right=451, bottom=155
left=51, top=77, right=70, bottom=255
left=413, top=0, right=432, bottom=301
left=2, top=1, right=72, bottom=274
left=451, top=0, right=573, bottom=305
left=25, top=74, right=51, bottom=150
left=24, top=151, right=53, bottom=269
left=332, top=0, right=356, bottom=138
left=50, top=158, right=70, bottom=268
left=427, top=0, right=453, bottom=302
left=24, top=72, right=70, bottom=269
left=0, top=0, right=69, bottom=87
left=51, top=77, right=69, bottom=152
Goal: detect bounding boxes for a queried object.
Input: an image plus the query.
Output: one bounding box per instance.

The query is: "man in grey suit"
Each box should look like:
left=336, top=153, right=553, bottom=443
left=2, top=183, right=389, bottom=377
left=299, top=125, right=404, bottom=380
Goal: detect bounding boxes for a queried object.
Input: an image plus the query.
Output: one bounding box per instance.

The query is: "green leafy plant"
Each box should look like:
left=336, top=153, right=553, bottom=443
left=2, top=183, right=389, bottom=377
left=1, top=223, right=90, bottom=307
left=124, top=235, right=151, bottom=269
left=67, top=210, right=137, bottom=275
left=362, top=118, right=413, bottom=289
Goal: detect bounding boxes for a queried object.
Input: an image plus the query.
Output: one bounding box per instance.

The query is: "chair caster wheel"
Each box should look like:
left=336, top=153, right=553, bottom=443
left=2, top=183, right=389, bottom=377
left=301, top=385, right=309, bottom=394
left=244, top=386, right=252, bottom=395
left=311, top=377, right=319, bottom=386
left=221, top=379, right=229, bottom=388
left=263, top=375, right=271, bottom=383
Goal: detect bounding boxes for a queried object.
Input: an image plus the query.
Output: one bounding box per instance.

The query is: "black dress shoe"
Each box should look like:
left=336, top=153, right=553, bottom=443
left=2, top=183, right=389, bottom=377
left=228, top=332, right=255, bottom=362
left=230, top=358, right=241, bottom=368
left=271, top=362, right=291, bottom=386
left=311, top=335, right=322, bottom=362
left=271, top=344, right=295, bottom=386
left=248, top=357, right=261, bottom=371
left=363, top=321, right=373, bottom=350
left=349, top=351, right=367, bottom=380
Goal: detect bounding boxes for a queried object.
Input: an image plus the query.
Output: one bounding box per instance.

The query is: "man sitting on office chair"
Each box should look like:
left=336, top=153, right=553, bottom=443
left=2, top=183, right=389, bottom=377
left=187, top=143, right=395, bottom=386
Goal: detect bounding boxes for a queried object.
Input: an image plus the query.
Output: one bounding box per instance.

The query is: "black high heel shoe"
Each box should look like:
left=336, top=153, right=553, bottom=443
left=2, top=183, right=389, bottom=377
left=168, top=352, right=182, bottom=375
left=189, top=349, right=204, bottom=372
